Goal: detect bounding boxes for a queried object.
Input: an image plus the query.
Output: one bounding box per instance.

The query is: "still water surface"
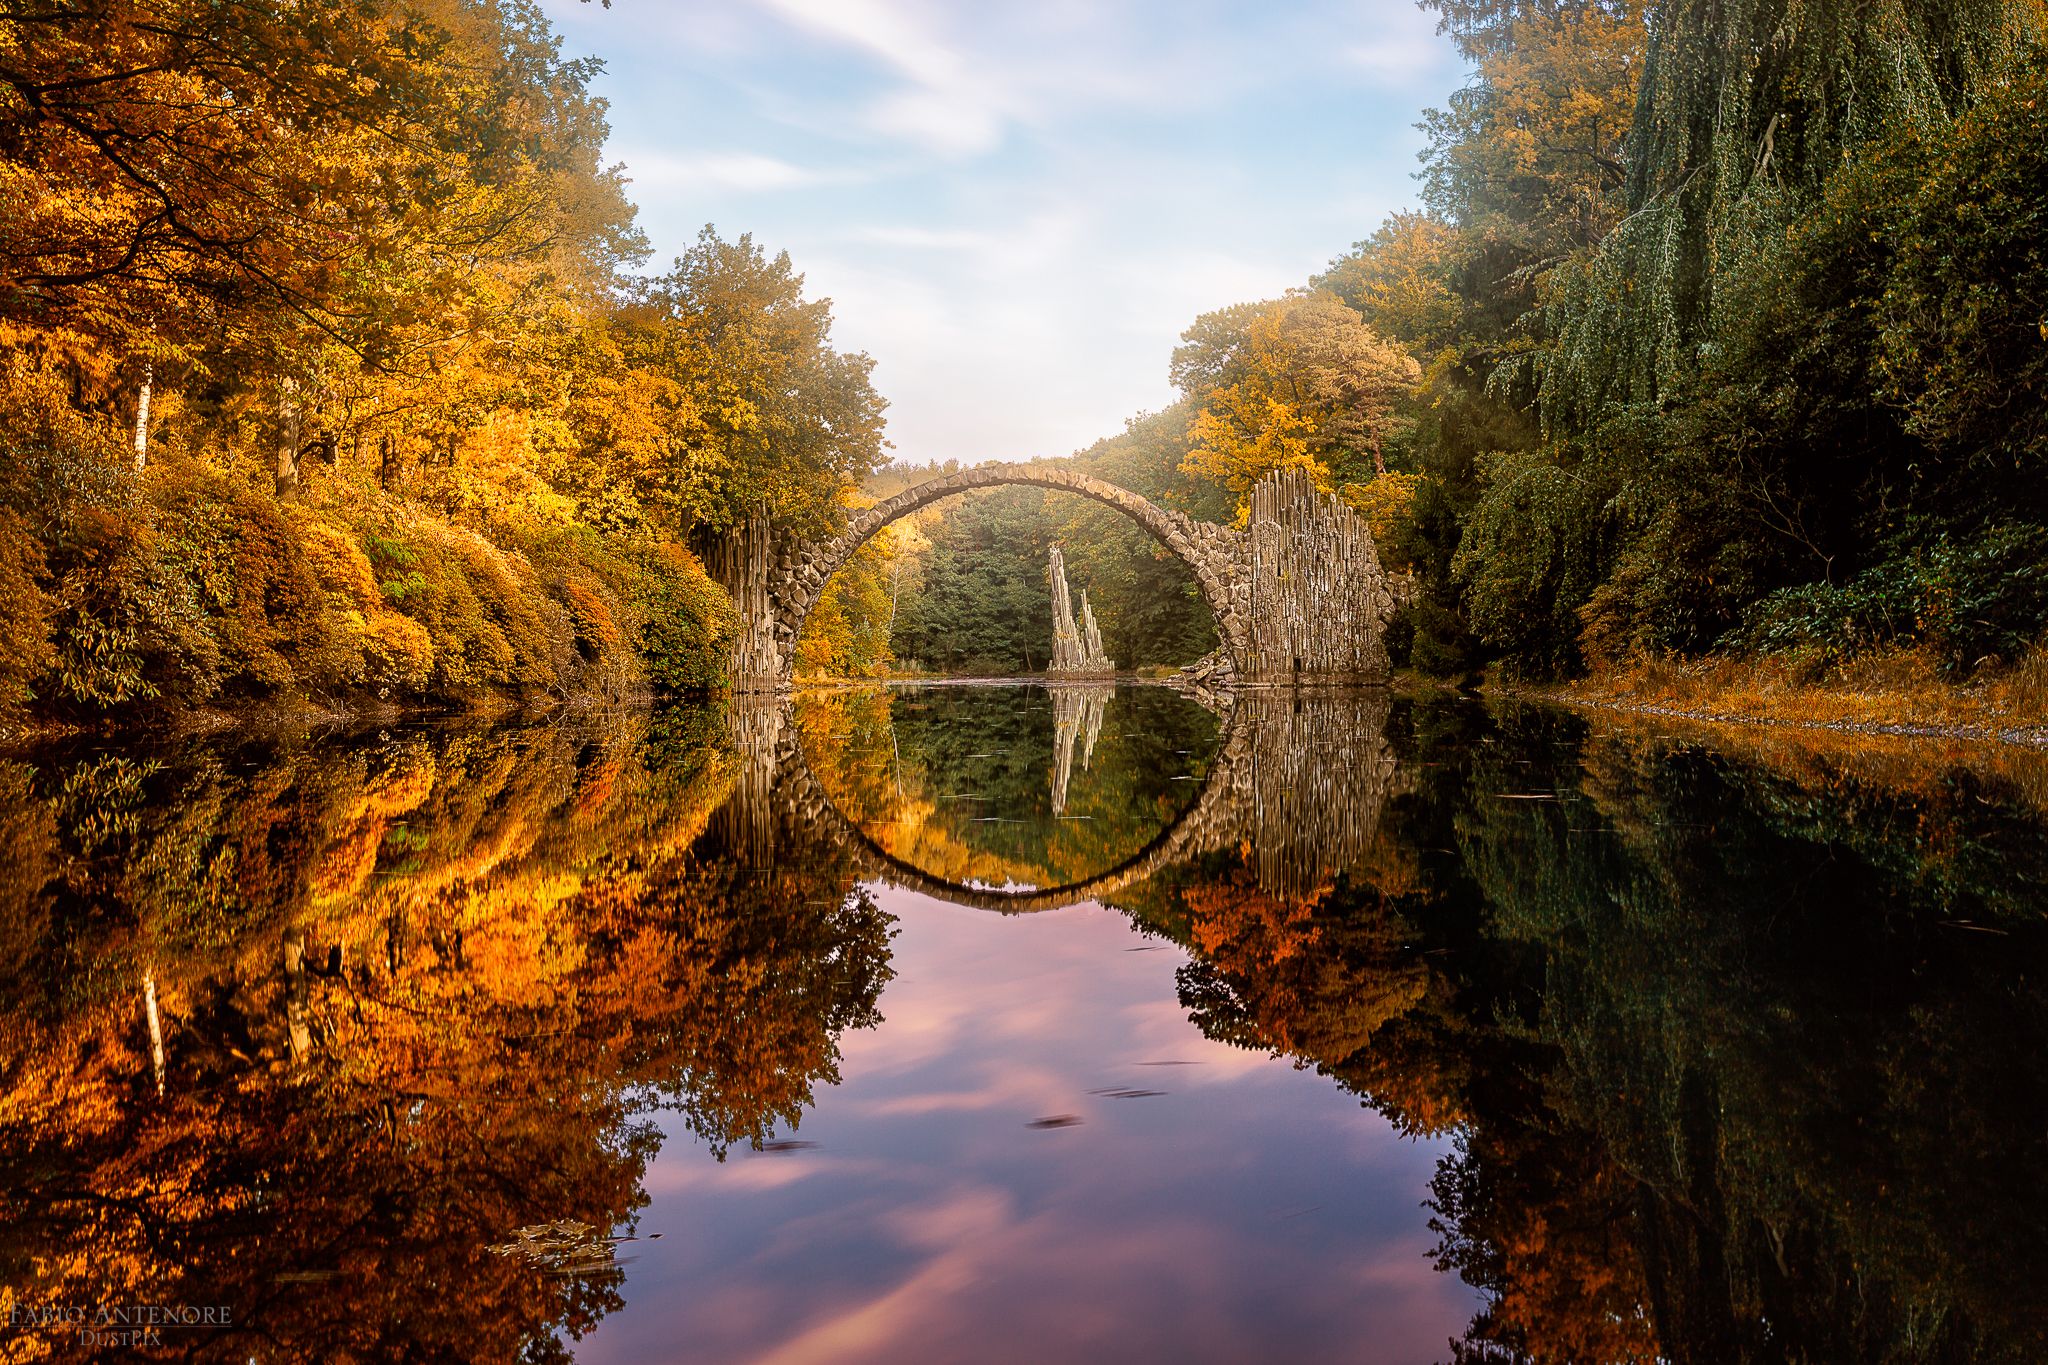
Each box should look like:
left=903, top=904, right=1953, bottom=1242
left=2, top=685, right=2045, bottom=1362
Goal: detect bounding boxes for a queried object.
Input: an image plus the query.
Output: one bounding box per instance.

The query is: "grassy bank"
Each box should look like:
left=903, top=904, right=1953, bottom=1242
left=1511, top=648, right=2048, bottom=747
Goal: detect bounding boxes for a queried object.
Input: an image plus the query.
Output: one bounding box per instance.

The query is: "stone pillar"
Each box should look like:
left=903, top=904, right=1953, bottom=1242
left=1239, top=466, right=1393, bottom=682
left=1079, top=592, right=1108, bottom=671
left=1048, top=546, right=1113, bottom=675
left=710, top=510, right=789, bottom=693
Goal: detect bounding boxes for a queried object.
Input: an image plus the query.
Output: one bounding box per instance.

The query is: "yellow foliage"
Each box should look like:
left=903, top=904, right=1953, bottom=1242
left=1175, top=292, right=1421, bottom=518
left=293, top=514, right=435, bottom=692
left=1342, top=472, right=1424, bottom=564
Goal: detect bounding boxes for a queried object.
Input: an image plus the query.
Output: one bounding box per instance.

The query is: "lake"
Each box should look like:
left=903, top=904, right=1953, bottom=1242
left=2, top=684, right=2044, bottom=1362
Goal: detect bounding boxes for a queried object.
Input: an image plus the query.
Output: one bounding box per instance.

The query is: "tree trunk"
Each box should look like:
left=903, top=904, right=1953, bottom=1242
left=143, top=967, right=166, bottom=1097
left=275, top=383, right=302, bottom=497
left=131, top=364, right=153, bottom=471
left=283, top=928, right=313, bottom=1064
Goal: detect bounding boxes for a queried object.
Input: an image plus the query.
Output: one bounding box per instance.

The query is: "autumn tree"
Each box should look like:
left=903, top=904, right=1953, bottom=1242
left=0, top=1, right=887, bottom=715
left=1173, top=291, right=1420, bottom=516
left=1420, top=1, right=1644, bottom=262
left=0, top=0, right=640, bottom=418
left=796, top=513, right=927, bottom=677
left=571, top=229, right=888, bottom=548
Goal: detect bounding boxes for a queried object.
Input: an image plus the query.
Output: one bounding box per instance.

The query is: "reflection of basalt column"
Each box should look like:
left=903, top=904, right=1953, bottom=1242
left=1048, top=547, right=1114, bottom=674
left=1229, top=689, right=1398, bottom=900
left=1050, top=684, right=1114, bottom=816
left=717, top=697, right=786, bottom=867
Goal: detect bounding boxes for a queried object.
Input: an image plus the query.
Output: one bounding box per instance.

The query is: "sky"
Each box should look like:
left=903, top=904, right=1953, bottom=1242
left=536, top=1, right=1466, bottom=468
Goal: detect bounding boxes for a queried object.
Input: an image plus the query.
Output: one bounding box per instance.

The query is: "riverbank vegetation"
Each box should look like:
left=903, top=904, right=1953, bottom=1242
left=0, top=1, right=885, bottom=725
left=8, top=1, right=2044, bottom=713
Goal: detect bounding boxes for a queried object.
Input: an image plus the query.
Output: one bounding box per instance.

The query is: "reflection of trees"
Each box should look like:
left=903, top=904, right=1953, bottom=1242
left=16, top=691, right=2043, bottom=1358
left=0, top=712, right=892, bottom=1361
left=1459, top=717, right=2048, bottom=1363
left=576, top=857, right=891, bottom=1157
left=1126, top=698, right=2048, bottom=1363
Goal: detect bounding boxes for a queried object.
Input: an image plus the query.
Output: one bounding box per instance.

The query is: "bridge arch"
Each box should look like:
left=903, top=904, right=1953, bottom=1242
left=771, top=466, right=1250, bottom=683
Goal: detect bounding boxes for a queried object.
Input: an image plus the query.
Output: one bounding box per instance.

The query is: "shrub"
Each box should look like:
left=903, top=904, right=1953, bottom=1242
left=0, top=510, right=54, bottom=709
left=363, top=518, right=569, bottom=695
left=294, top=517, right=435, bottom=694
left=1452, top=449, right=1616, bottom=677
left=0, top=359, right=142, bottom=708
left=0, top=353, right=738, bottom=714
left=495, top=523, right=654, bottom=701
left=625, top=538, right=738, bottom=694
left=1736, top=521, right=2048, bottom=674
left=1873, top=54, right=2048, bottom=470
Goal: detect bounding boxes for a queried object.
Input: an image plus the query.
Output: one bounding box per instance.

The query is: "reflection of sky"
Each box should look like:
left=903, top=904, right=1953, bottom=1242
left=576, top=887, right=1478, bottom=1363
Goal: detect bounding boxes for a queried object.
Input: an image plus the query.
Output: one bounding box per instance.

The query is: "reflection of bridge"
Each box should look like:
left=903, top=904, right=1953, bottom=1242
left=714, top=464, right=1398, bottom=691
left=720, top=688, right=1400, bottom=913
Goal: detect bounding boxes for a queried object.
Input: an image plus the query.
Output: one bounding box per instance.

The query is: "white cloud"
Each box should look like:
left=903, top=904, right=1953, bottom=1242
left=1340, top=34, right=1455, bottom=86
left=758, top=0, right=1019, bottom=157
left=621, top=149, right=855, bottom=194
left=844, top=225, right=994, bottom=252
left=864, top=86, right=1006, bottom=157
left=759, top=0, right=966, bottom=89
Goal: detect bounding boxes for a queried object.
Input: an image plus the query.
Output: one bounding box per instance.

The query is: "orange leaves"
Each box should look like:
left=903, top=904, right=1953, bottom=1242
left=1419, top=0, right=1644, bottom=257
left=0, top=0, right=638, bottom=371
left=1179, top=864, right=1429, bottom=1065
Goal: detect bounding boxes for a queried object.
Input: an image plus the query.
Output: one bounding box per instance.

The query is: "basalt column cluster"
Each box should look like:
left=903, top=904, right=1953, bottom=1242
left=1047, top=546, right=1114, bottom=676
left=1240, top=465, right=1394, bottom=681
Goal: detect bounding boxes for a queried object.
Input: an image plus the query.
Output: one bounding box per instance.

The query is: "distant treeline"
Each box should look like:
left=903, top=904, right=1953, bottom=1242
left=0, top=1, right=887, bottom=720
left=868, top=0, right=2048, bottom=684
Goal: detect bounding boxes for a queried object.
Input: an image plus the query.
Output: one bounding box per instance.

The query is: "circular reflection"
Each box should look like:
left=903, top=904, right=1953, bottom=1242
left=790, top=683, right=1224, bottom=895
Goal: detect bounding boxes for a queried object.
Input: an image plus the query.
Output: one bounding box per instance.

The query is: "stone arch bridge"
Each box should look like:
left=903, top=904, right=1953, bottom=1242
left=714, top=463, right=1398, bottom=691
left=715, top=688, right=1400, bottom=914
